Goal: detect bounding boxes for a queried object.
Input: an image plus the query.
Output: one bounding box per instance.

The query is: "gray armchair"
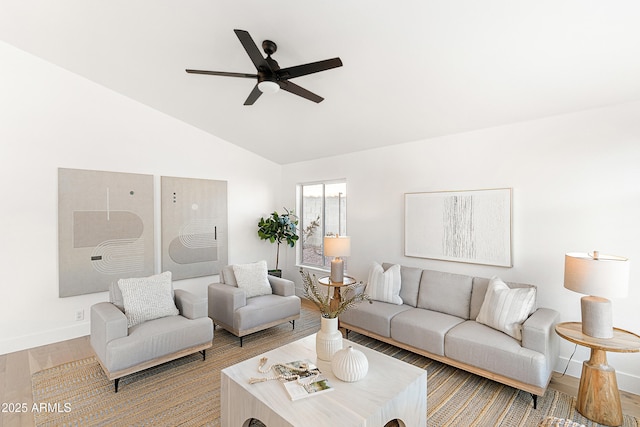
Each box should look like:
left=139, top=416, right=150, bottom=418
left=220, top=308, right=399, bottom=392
left=91, top=282, right=213, bottom=392
left=208, top=264, right=301, bottom=346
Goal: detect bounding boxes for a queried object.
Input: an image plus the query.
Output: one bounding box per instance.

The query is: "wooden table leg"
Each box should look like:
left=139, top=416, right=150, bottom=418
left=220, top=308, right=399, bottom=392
left=576, top=348, right=623, bottom=426
left=330, top=286, right=341, bottom=313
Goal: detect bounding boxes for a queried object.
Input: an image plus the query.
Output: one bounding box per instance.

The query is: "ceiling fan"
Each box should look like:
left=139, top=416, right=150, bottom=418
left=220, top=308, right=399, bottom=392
left=186, top=29, right=343, bottom=105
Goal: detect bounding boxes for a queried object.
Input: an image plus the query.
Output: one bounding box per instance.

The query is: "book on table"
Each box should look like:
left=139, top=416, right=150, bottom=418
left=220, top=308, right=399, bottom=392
left=273, top=360, right=334, bottom=401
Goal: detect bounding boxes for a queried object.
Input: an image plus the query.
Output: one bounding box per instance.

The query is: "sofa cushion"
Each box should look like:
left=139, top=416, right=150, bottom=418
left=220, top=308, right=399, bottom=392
left=383, top=263, right=422, bottom=307
left=366, top=262, right=402, bottom=305
left=391, top=308, right=465, bottom=356
left=469, top=277, right=490, bottom=320
left=117, top=271, right=179, bottom=328
left=417, top=270, right=473, bottom=319
left=109, top=282, right=125, bottom=312
left=476, top=277, right=536, bottom=341
left=339, top=301, right=412, bottom=338
left=445, top=320, right=548, bottom=389
left=233, top=261, right=272, bottom=298
left=105, top=315, right=213, bottom=372
left=220, top=265, right=238, bottom=286
left=235, top=294, right=301, bottom=331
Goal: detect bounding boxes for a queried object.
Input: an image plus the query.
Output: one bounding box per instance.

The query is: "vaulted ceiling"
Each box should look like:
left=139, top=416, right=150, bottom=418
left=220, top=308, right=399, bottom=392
left=2, top=1, right=640, bottom=164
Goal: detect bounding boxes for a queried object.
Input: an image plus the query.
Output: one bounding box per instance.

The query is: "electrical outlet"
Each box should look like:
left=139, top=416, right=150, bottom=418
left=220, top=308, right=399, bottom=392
left=75, top=309, right=84, bottom=321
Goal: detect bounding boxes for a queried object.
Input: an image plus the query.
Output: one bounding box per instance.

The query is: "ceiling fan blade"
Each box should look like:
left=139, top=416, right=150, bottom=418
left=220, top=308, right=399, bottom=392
left=244, top=84, right=263, bottom=105
left=234, top=29, right=269, bottom=71
left=277, top=58, right=343, bottom=80
left=278, top=81, right=324, bottom=103
left=186, top=69, right=257, bottom=78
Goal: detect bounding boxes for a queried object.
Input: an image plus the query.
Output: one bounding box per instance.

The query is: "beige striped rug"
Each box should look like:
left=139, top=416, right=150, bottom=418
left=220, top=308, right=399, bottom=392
left=32, top=307, right=639, bottom=426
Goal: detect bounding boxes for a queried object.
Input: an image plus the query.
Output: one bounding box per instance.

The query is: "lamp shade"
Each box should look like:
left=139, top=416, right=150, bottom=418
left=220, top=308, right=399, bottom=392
left=564, top=252, right=629, bottom=298
left=258, top=80, right=280, bottom=94
left=324, top=236, right=351, bottom=257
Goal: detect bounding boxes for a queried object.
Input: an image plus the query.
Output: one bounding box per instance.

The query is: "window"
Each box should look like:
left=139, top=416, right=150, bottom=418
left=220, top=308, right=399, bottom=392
left=298, top=180, right=347, bottom=269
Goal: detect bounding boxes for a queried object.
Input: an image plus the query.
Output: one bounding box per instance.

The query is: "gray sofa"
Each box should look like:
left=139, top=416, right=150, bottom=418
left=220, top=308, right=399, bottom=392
left=208, top=265, right=301, bottom=346
left=339, top=263, right=560, bottom=407
left=91, top=284, right=213, bottom=392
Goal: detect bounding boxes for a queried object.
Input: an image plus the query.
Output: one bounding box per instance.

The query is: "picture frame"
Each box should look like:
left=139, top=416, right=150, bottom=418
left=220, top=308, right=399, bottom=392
left=161, top=176, right=228, bottom=280
left=58, top=168, right=155, bottom=297
left=404, top=188, right=512, bottom=267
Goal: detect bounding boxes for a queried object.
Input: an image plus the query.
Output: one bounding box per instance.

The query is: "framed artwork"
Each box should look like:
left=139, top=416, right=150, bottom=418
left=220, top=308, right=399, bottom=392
left=58, top=168, right=155, bottom=297
left=161, top=176, right=228, bottom=280
left=404, top=188, right=512, bottom=267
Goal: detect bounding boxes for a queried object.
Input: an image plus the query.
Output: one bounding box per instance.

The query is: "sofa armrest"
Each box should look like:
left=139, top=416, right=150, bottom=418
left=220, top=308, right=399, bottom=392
left=268, top=275, right=295, bottom=297
left=90, top=302, right=128, bottom=365
left=208, top=283, right=247, bottom=327
left=522, top=307, right=561, bottom=375
left=174, top=289, right=207, bottom=319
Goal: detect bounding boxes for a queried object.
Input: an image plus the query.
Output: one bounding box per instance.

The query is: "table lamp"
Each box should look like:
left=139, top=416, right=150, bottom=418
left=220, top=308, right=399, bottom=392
left=564, top=251, right=629, bottom=338
left=324, top=236, right=351, bottom=283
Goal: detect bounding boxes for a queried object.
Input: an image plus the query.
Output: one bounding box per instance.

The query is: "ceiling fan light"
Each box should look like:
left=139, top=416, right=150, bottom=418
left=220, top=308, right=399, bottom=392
left=258, top=80, right=280, bottom=94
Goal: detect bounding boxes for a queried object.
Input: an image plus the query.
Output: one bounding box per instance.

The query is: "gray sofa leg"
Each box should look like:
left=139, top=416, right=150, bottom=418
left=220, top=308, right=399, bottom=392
left=291, top=319, right=295, bottom=330
left=115, top=378, right=120, bottom=393
left=201, top=349, right=206, bottom=361
left=240, top=336, right=243, bottom=347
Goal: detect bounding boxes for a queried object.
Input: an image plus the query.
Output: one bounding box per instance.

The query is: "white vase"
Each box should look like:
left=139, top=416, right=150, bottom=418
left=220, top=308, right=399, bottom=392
left=331, top=345, right=369, bottom=382
left=316, top=317, right=343, bottom=361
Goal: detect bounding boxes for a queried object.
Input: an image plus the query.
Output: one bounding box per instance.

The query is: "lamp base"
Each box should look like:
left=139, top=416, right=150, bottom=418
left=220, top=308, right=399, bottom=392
left=330, top=258, right=344, bottom=283
left=581, top=296, right=613, bottom=338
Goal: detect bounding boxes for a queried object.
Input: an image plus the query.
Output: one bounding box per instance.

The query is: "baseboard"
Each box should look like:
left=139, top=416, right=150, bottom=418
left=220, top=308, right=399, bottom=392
left=0, top=322, right=89, bottom=355
left=556, top=356, right=640, bottom=396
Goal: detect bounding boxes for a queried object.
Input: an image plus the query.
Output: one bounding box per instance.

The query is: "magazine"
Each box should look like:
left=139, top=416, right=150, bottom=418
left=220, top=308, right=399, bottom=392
left=272, top=360, right=334, bottom=401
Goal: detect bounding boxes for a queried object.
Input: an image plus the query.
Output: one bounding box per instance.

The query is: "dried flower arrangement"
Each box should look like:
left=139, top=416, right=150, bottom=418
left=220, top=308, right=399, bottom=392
left=300, top=269, right=372, bottom=318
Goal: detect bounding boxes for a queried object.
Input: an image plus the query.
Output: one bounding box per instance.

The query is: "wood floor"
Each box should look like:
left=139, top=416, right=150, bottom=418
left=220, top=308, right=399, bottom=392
left=2, top=334, right=639, bottom=427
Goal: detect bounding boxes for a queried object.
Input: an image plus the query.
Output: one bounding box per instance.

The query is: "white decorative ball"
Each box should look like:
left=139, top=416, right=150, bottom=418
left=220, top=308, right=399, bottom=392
left=331, top=345, right=368, bottom=382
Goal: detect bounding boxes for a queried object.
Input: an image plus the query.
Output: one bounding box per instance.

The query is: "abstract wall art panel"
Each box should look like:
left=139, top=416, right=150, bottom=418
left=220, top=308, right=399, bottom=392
left=404, top=188, right=512, bottom=267
left=161, top=176, right=228, bottom=280
left=58, top=168, right=155, bottom=297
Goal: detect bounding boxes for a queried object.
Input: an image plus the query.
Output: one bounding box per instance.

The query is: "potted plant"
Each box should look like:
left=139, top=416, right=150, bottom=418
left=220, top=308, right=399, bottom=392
left=299, top=269, right=372, bottom=318
left=257, top=208, right=299, bottom=277
left=300, top=269, right=372, bottom=360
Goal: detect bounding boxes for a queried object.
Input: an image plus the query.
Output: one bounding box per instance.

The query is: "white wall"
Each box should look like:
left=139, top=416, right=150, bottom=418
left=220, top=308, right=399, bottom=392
left=281, top=101, right=640, bottom=394
left=0, top=42, right=281, bottom=354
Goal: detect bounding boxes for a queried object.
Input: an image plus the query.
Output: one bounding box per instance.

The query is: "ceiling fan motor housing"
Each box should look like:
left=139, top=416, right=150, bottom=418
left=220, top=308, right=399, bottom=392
left=262, top=40, right=277, bottom=56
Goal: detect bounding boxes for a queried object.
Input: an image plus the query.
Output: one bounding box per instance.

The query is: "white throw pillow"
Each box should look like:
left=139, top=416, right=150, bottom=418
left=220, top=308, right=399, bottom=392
left=365, top=262, right=403, bottom=305
left=118, top=271, right=179, bottom=328
left=233, top=260, right=272, bottom=298
left=476, top=276, right=536, bottom=341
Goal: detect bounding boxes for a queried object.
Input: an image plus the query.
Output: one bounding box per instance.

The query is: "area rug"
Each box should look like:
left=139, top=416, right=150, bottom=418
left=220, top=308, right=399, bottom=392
left=32, top=307, right=639, bottom=427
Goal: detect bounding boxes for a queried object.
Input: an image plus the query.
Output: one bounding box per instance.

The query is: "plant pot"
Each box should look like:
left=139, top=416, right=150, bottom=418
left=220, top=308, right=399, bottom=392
left=268, top=269, right=282, bottom=278
left=316, top=317, right=342, bottom=361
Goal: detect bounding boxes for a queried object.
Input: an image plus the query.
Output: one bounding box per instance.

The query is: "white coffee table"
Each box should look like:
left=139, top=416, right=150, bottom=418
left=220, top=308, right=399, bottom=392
left=221, top=334, right=427, bottom=426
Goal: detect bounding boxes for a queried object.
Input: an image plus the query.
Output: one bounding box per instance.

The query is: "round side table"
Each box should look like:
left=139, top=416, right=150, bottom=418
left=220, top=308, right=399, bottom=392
left=318, top=275, right=356, bottom=313
left=555, top=322, right=640, bottom=426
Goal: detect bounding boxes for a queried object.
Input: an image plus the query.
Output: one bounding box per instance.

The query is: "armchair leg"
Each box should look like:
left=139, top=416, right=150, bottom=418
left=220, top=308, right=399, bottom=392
left=291, top=319, right=295, bottom=330
left=240, top=336, right=243, bottom=347
left=112, top=348, right=207, bottom=393
left=531, top=393, right=538, bottom=409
